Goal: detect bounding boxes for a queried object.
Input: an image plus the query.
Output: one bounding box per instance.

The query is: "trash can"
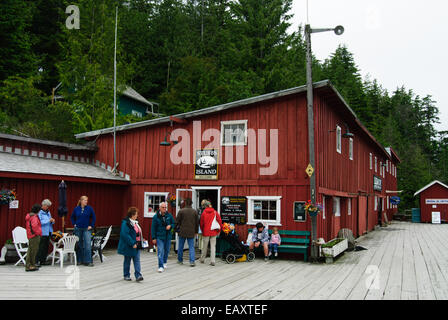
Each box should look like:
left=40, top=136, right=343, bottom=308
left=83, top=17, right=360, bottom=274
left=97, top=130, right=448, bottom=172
left=411, top=208, right=421, bottom=223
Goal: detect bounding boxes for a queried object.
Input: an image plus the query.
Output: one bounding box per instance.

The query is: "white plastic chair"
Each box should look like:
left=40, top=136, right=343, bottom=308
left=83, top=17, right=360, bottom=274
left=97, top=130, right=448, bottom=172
left=12, top=227, right=28, bottom=266
left=92, top=226, right=112, bottom=262
left=52, top=235, right=79, bottom=268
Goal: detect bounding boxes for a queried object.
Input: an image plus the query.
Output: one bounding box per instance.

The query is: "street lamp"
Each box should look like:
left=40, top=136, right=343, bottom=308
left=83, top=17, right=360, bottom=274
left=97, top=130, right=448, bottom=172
left=305, top=24, right=344, bottom=262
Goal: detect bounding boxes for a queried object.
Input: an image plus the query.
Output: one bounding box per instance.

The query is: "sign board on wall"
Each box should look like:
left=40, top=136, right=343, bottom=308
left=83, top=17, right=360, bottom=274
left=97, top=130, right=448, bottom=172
left=426, top=199, right=448, bottom=204
left=9, top=200, right=19, bottom=209
left=194, top=149, right=218, bottom=180
left=221, top=196, right=247, bottom=225
left=293, top=201, right=306, bottom=222
left=373, top=176, right=382, bottom=192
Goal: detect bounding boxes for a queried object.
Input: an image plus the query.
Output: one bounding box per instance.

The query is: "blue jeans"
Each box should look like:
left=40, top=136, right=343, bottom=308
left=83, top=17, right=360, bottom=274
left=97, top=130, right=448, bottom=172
left=74, top=227, right=92, bottom=264
left=156, top=238, right=171, bottom=268
left=177, top=237, right=195, bottom=263
left=123, top=250, right=142, bottom=279
left=269, top=243, right=279, bottom=254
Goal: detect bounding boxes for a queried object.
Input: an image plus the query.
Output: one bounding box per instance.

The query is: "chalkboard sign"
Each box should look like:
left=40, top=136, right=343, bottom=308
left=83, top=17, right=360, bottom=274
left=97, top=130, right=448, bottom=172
left=294, top=201, right=306, bottom=222
left=221, top=196, right=247, bottom=225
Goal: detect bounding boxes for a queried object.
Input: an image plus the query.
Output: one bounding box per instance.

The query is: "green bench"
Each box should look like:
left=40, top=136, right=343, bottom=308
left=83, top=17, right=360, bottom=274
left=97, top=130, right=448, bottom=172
left=248, top=229, right=310, bottom=262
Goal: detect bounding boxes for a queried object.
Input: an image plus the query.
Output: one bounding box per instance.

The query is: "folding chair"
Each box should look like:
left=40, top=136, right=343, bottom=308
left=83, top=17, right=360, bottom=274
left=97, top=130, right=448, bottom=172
left=92, top=225, right=112, bottom=262
left=12, top=227, right=28, bottom=266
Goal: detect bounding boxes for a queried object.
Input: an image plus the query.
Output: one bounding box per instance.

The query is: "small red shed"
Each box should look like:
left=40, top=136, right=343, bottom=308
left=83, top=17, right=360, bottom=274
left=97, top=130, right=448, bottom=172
left=414, top=180, right=448, bottom=223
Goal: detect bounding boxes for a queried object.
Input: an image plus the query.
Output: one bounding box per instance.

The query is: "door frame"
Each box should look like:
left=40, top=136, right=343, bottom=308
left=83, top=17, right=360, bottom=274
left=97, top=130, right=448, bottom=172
left=191, top=186, right=222, bottom=214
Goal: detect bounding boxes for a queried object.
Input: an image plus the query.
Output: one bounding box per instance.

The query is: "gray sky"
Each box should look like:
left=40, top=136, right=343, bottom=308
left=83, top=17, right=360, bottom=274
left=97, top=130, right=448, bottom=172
left=290, top=0, right=447, bottom=134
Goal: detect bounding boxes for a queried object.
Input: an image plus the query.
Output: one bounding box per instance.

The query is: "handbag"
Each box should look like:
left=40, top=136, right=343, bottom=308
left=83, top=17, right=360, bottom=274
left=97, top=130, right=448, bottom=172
left=210, top=212, right=221, bottom=231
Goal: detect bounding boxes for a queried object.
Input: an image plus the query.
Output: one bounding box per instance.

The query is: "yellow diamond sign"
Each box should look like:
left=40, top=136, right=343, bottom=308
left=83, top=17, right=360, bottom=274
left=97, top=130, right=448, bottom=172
left=306, top=164, right=314, bottom=177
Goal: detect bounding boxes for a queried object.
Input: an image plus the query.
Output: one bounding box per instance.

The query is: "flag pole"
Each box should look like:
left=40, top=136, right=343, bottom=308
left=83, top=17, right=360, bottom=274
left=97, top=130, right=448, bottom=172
left=113, top=6, right=118, bottom=174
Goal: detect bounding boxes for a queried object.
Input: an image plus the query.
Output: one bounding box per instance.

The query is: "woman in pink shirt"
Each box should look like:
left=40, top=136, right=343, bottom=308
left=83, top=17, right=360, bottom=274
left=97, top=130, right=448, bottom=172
left=269, top=227, right=281, bottom=258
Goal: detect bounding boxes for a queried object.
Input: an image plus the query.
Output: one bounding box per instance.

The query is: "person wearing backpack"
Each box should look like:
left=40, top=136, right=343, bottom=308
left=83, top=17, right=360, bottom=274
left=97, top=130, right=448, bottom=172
left=25, top=204, right=43, bottom=272
left=199, top=200, right=222, bottom=266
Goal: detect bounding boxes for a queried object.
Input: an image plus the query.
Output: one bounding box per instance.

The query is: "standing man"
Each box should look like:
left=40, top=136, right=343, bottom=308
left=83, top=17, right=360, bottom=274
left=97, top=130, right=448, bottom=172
left=175, top=198, right=199, bottom=267
left=36, top=199, right=55, bottom=266
left=151, top=202, right=175, bottom=273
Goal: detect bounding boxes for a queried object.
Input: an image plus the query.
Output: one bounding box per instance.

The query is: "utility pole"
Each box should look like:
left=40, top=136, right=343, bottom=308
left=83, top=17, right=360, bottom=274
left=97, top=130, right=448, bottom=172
left=305, top=24, right=344, bottom=262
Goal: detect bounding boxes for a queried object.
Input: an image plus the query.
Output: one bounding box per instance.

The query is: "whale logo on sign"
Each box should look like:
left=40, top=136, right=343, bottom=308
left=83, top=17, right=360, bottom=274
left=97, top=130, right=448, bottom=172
left=196, top=156, right=217, bottom=169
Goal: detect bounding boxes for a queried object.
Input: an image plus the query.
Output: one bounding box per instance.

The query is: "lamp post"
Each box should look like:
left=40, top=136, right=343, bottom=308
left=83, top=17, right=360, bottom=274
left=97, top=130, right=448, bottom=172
left=305, top=24, right=344, bottom=262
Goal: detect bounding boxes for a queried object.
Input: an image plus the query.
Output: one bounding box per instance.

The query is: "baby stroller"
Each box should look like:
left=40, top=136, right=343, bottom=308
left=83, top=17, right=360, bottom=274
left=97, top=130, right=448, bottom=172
left=220, top=227, right=255, bottom=264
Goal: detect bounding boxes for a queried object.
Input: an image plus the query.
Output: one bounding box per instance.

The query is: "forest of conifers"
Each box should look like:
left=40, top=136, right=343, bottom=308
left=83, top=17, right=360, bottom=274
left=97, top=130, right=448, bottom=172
left=0, top=0, right=446, bottom=209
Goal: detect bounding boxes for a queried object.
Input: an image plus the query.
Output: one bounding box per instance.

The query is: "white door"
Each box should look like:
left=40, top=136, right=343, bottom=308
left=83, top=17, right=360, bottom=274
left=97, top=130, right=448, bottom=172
left=432, top=212, right=441, bottom=224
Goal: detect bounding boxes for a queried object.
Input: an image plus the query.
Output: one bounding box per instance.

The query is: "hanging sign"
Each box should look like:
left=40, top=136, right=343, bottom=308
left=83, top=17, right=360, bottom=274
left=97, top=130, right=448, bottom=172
left=194, top=149, right=218, bottom=180
left=221, top=196, right=247, bottom=225
left=390, top=196, right=401, bottom=205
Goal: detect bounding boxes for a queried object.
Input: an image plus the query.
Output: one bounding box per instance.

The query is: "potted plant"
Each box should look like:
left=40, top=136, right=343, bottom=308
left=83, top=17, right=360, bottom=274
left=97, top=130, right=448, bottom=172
left=168, top=193, right=176, bottom=208
left=304, top=200, right=322, bottom=217
left=0, top=239, right=18, bottom=264
left=0, top=189, right=16, bottom=205
left=321, top=238, right=348, bottom=263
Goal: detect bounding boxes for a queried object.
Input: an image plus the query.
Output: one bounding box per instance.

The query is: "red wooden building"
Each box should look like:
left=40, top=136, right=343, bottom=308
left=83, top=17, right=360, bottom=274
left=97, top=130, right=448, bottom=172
left=72, top=80, right=401, bottom=244
left=414, top=180, right=448, bottom=223
left=0, top=133, right=129, bottom=246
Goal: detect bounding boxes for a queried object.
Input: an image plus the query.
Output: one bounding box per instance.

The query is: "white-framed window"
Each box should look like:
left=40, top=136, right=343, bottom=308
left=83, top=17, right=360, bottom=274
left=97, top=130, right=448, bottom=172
left=374, top=196, right=378, bottom=211
left=369, top=153, right=372, bottom=170
left=336, top=125, right=342, bottom=154
left=131, top=110, right=143, bottom=118
left=144, top=192, right=169, bottom=218
left=322, top=196, right=326, bottom=220
left=386, top=160, right=389, bottom=173
left=349, top=138, right=353, bottom=160
left=333, top=197, right=341, bottom=217
left=221, top=120, right=248, bottom=146
left=380, top=162, right=382, bottom=176
left=375, top=156, right=377, bottom=172
left=387, top=196, right=390, bottom=209
left=348, top=198, right=352, bottom=216
left=247, top=196, right=281, bottom=226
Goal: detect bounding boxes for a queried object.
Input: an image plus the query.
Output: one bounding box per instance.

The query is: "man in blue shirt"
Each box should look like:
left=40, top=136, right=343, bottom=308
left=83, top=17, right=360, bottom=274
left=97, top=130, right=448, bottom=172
left=36, top=199, right=55, bottom=266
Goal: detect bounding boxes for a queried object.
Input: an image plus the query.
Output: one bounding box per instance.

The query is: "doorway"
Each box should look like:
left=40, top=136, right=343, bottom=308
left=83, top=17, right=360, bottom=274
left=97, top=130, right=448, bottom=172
left=192, top=186, right=222, bottom=213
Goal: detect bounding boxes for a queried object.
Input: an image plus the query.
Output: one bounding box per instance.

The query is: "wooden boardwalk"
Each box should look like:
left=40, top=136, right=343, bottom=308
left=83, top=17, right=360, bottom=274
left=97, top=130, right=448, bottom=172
left=1, top=221, right=448, bottom=300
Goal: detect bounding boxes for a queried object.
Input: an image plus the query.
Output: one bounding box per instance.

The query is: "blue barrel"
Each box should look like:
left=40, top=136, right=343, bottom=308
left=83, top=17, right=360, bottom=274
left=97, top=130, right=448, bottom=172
left=411, top=208, right=421, bottom=223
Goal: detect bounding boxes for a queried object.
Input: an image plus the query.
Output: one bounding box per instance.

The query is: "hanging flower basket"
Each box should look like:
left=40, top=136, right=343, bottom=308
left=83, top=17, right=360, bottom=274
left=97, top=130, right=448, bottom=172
left=0, top=189, right=16, bottom=205
left=305, top=200, right=322, bottom=217
left=167, top=193, right=176, bottom=209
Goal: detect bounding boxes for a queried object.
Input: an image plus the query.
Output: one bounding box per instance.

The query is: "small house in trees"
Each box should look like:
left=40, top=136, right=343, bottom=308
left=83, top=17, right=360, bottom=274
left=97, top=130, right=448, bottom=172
left=414, top=180, right=448, bottom=223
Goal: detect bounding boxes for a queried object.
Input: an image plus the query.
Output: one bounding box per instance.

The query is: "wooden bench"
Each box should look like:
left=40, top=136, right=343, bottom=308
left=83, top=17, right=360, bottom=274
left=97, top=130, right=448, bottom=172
left=248, top=229, right=310, bottom=262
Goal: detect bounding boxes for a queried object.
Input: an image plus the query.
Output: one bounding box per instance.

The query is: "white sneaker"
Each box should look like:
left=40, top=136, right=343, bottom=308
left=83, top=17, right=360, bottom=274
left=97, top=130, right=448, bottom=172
left=163, top=263, right=167, bottom=269
left=158, top=267, right=164, bottom=273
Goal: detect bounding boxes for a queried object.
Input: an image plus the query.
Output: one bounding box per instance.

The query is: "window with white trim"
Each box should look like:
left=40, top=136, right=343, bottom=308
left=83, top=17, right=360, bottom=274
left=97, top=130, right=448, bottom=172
left=221, top=120, right=248, bottom=146
left=322, top=196, right=326, bottom=220
left=369, top=153, right=372, bottom=170
left=374, top=196, right=378, bottom=211
left=380, top=161, right=382, bottom=176
left=348, top=198, right=352, bottom=216
left=336, top=125, right=342, bottom=154
left=386, top=160, right=389, bottom=173
left=144, top=192, right=169, bottom=218
left=333, top=197, right=341, bottom=217
left=387, top=196, right=390, bottom=209
left=349, top=138, right=353, bottom=160
left=247, top=196, right=281, bottom=226
left=375, top=156, right=377, bottom=172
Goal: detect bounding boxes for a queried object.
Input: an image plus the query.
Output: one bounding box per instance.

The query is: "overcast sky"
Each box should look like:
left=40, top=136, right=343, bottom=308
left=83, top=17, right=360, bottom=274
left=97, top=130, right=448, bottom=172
left=290, top=0, right=447, bottom=134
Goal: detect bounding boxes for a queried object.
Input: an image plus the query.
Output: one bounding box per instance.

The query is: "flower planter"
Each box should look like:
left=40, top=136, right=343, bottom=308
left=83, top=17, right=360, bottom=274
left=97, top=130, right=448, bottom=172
left=321, top=238, right=348, bottom=263
left=0, top=243, right=19, bottom=264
